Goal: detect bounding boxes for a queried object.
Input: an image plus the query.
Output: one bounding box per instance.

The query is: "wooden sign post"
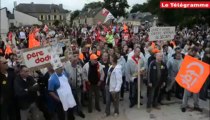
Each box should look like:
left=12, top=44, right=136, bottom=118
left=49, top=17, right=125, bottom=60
left=137, top=59, right=141, bottom=109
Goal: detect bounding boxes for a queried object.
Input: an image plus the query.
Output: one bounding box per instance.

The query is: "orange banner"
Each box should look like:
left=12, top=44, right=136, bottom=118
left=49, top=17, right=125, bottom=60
left=175, top=55, right=210, bottom=93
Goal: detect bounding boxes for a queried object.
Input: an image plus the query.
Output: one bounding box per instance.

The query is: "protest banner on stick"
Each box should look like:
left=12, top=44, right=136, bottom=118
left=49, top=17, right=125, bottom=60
left=149, top=26, right=175, bottom=41
left=22, top=46, right=68, bottom=70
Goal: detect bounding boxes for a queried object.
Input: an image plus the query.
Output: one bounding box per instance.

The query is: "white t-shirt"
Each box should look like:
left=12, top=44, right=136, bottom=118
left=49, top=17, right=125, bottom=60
left=19, top=32, right=26, bottom=39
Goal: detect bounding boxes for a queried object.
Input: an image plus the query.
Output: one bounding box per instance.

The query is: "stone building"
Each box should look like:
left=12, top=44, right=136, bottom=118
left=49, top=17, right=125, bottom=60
left=73, top=8, right=106, bottom=26
left=15, top=2, right=69, bottom=26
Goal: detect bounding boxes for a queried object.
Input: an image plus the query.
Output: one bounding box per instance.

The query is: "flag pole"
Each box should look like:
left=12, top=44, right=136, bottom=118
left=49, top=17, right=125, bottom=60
left=137, top=59, right=141, bottom=109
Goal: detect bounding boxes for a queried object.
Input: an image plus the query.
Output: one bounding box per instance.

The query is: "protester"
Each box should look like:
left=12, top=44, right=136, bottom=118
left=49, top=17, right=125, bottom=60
left=48, top=64, right=76, bottom=120
left=82, top=54, right=105, bottom=113
left=106, top=31, right=114, bottom=48
left=147, top=52, right=168, bottom=112
left=64, top=51, right=85, bottom=118
left=14, top=65, right=44, bottom=120
left=0, top=56, right=20, bottom=120
left=115, top=49, right=126, bottom=100
left=105, top=54, right=122, bottom=117
left=200, top=47, right=210, bottom=100
left=1, top=20, right=210, bottom=119
left=181, top=47, right=203, bottom=112
left=126, top=47, right=145, bottom=108
left=166, top=52, right=183, bottom=100
left=100, top=52, right=110, bottom=104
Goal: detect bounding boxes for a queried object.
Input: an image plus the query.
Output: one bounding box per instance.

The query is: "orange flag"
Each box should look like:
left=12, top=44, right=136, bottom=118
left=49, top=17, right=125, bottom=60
left=175, top=55, right=210, bottom=93
left=28, top=32, right=40, bottom=48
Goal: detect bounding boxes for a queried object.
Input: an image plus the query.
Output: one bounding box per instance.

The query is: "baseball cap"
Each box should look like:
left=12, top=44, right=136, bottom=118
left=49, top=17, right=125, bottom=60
left=90, top=54, right=98, bottom=60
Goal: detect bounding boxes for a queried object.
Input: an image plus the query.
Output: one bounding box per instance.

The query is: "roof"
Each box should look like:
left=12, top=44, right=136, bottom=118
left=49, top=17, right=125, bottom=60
left=77, top=8, right=102, bottom=19
left=0, top=7, right=7, bottom=11
left=15, top=3, right=68, bottom=13
left=127, top=12, right=152, bottom=20
left=7, top=13, right=14, bottom=19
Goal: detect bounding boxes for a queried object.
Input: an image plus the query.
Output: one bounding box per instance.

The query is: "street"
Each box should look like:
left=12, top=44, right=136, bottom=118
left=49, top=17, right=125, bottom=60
left=76, top=91, right=210, bottom=120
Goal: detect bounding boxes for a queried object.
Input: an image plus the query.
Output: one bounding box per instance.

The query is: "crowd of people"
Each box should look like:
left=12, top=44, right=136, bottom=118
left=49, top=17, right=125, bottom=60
left=0, top=22, right=210, bottom=120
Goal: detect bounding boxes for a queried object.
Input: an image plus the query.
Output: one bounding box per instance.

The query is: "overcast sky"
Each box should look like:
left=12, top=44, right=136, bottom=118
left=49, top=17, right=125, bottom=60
left=1, top=0, right=146, bottom=12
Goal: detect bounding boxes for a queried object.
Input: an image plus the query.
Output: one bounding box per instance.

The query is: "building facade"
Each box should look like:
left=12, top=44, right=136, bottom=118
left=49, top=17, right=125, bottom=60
left=15, top=2, right=69, bottom=26
left=0, top=8, right=9, bottom=34
left=14, top=10, right=42, bottom=27
left=73, top=8, right=106, bottom=26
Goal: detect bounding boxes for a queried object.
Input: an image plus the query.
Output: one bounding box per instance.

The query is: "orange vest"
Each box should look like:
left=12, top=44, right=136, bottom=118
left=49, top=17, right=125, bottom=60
left=5, top=45, right=12, bottom=55
left=29, top=32, right=40, bottom=48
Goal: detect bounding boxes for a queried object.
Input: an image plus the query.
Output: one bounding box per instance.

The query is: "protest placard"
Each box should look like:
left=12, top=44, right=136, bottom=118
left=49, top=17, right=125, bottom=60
left=50, top=50, right=63, bottom=70
left=22, top=47, right=51, bottom=69
left=22, top=46, right=68, bottom=70
left=133, top=26, right=139, bottom=34
left=51, top=43, right=64, bottom=55
left=149, top=26, right=175, bottom=41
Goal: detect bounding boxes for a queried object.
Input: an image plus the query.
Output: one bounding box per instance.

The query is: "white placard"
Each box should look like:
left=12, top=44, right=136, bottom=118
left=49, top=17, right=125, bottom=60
left=22, top=47, right=51, bottom=68
left=133, top=26, right=139, bottom=34
left=50, top=51, right=62, bottom=70
left=149, top=27, right=175, bottom=41
left=52, top=43, right=64, bottom=55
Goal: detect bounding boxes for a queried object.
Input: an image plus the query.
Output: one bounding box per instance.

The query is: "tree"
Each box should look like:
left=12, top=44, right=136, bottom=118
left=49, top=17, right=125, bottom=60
left=130, top=3, right=148, bottom=13
left=104, top=0, right=129, bottom=17
left=53, top=20, right=60, bottom=26
left=71, top=10, right=80, bottom=21
left=138, top=0, right=210, bottom=26
left=82, top=2, right=104, bottom=12
left=70, top=10, right=80, bottom=26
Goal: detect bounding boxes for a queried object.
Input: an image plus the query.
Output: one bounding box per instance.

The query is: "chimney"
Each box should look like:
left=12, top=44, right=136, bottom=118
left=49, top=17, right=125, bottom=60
left=59, top=4, right=63, bottom=9
left=14, top=1, right=17, bottom=8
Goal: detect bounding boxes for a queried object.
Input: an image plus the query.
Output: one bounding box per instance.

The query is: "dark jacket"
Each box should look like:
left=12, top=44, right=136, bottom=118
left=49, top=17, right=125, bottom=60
left=0, top=68, right=16, bottom=104
left=147, top=54, right=156, bottom=68
left=202, top=54, right=210, bottom=64
left=14, top=75, right=38, bottom=110
left=148, top=61, right=168, bottom=88
left=1, top=69, right=20, bottom=120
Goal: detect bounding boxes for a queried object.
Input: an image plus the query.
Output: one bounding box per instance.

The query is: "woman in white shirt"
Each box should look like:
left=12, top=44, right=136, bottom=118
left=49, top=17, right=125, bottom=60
left=105, top=54, right=122, bottom=117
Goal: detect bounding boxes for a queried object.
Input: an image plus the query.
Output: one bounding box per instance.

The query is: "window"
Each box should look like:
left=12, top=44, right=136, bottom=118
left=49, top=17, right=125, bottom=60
left=40, top=15, right=43, bottom=20
left=60, top=15, right=62, bottom=20
left=54, top=15, right=57, bottom=20
left=48, top=15, right=51, bottom=20
left=54, top=9, right=57, bottom=13
left=10, top=23, right=14, bottom=27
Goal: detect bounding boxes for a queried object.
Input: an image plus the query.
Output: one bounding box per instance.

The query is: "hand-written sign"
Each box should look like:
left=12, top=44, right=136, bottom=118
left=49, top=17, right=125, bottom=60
left=22, top=46, right=68, bottom=70
left=22, top=47, right=51, bottom=69
left=149, top=27, right=175, bottom=41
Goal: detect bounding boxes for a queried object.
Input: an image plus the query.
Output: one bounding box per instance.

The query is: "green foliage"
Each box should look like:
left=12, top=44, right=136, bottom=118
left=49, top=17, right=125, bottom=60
left=71, top=10, right=80, bottom=21
left=130, top=3, right=148, bottom=13
left=103, top=0, right=129, bottom=17
left=131, top=0, right=210, bottom=26
left=82, top=2, right=104, bottom=11
left=53, top=20, right=60, bottom=26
